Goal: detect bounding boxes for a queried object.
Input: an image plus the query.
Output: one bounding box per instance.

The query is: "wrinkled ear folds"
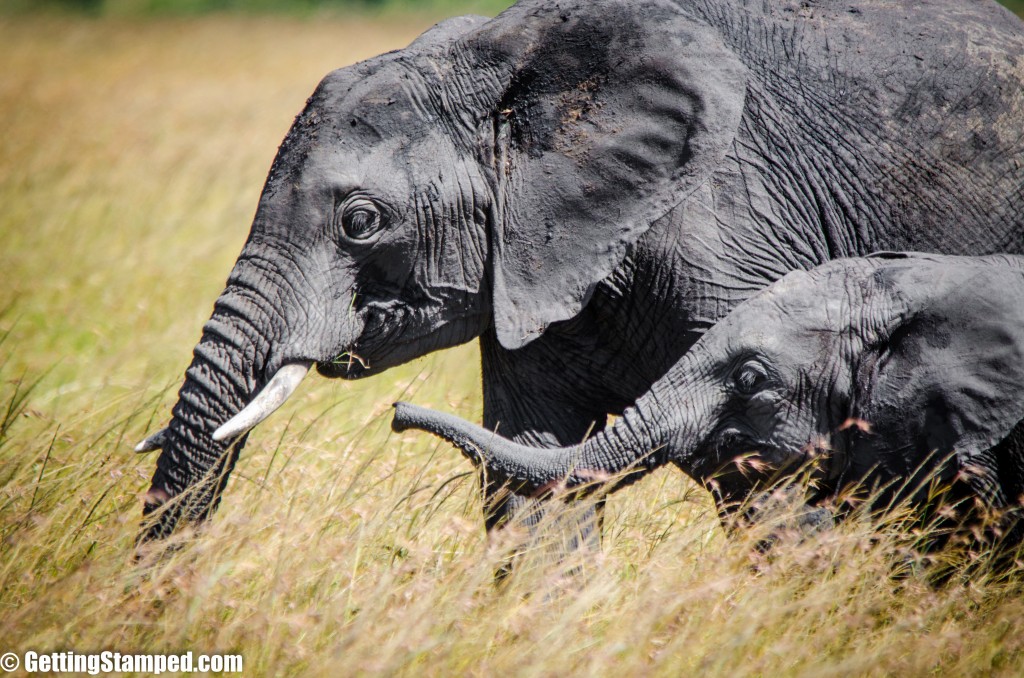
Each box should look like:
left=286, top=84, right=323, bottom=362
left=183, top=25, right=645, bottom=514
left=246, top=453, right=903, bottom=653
left=851, top=264, right=1024, bottom=484
left=456, top=0, right=748, bottom=348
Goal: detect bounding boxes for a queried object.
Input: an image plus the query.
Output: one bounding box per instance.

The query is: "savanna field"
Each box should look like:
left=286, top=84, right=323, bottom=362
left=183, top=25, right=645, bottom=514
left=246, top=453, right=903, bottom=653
left=3, top=2, right=1024, bottom=675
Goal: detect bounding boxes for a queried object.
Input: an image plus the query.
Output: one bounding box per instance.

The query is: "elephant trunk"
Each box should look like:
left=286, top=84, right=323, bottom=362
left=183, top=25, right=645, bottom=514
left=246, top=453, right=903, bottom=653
left=141, top=279, right=281, bottom=540
left=392, top=401, right=666, bottom=496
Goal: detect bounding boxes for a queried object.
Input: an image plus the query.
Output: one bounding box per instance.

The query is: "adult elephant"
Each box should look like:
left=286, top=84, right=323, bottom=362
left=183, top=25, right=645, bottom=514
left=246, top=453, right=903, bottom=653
left=136, top=0, right=1024, bottom=544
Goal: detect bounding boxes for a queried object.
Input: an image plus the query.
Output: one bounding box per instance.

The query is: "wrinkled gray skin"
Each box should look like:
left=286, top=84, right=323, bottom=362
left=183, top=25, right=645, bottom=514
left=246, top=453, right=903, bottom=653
left=138, top=0, right=1024, bottom=543
left=393, top=254, right=1024, bottom=540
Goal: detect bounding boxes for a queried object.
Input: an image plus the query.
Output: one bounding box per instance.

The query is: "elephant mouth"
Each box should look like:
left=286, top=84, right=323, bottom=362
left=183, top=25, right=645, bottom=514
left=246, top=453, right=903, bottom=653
left=315, top=306, right=488, bottom=381
left=316, top=354, right=376, bottom=380
left=701, top=430, right=808, bottom=484
left=315, top=336, right=425, bottom=380
left=314, top=303, right=420, bottom=380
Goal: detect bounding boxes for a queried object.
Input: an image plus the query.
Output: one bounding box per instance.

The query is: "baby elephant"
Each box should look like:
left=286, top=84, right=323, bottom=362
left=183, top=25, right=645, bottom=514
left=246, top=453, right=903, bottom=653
left=393, top=253, right=1024, bottom=544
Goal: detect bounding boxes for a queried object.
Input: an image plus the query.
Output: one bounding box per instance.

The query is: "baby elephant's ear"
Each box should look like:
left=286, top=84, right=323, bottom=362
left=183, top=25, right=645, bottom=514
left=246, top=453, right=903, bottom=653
left=853, top=260, right=1024, bottom=493
left=457, top=0, right=747, bottom=349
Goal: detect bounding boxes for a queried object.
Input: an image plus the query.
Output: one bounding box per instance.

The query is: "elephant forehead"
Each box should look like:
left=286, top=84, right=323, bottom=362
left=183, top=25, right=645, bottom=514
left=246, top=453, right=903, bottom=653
left=750, top=285, right=842, bottom=329
left=317, top=60, right=401, bottom=110
left=302, top=129, right=473, bottom=207
left=314, top=60, right=445, bottom=138
left=711, top=300, right=788, bottom=353
left=264, top=62, right=422, bottom=191
left=761, top=263, right=877, bottom=328
left=713, top=285, right=849, bottom=357
left=305, top=137, right=410, bottom=183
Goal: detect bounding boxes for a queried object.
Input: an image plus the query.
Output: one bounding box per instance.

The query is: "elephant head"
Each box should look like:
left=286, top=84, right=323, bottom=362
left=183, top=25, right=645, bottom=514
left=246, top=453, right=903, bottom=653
left=136, top=0, right=749, bottom=538
left=393, top=254, right=1024, bottom=524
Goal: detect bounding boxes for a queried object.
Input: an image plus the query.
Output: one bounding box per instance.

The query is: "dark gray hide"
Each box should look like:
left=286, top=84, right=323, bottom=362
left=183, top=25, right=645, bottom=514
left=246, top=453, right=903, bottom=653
left=394, top=254, right=1024, bottom=542
left=139, top=0, right=1024, bottom=543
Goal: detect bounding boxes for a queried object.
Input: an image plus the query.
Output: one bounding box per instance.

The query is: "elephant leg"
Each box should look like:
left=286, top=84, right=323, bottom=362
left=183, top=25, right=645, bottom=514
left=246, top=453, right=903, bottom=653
left=479, top=330, right=609, bottom=571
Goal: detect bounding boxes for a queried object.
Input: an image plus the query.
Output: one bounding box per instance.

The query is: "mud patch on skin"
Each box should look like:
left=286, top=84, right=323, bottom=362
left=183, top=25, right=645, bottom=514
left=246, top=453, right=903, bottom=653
left=554, top=75, right=608, bottom=164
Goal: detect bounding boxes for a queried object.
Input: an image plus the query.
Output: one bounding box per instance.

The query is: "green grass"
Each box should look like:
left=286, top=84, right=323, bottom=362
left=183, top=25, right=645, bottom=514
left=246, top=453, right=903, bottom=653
left=1002, top=0, right=1024, bottom=16
left=3, top=12, right=1024, bottom=678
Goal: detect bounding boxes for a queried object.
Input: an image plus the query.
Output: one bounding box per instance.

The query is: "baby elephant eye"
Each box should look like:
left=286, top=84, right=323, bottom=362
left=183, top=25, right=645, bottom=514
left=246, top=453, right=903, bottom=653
left=339, top=198, right=385, bottom=241
left=733, top=359, right=771, bottom=395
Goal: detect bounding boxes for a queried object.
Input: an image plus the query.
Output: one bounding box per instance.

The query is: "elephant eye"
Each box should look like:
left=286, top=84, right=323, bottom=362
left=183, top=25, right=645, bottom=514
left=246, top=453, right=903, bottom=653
left=733, top=359, right=771, bottom=395
left=338, top=198, right=385, bottom=241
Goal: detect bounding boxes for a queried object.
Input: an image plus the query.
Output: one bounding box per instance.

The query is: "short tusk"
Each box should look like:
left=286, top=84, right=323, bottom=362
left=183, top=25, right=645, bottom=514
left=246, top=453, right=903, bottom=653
left=212, top=361, right=312, bottom=443
left=135, top=428, right=169, bottom=453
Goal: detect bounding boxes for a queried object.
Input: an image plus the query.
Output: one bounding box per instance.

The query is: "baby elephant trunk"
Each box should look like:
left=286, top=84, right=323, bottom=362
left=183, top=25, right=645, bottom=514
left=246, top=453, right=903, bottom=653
left=392, top=402, right=665, bottom=496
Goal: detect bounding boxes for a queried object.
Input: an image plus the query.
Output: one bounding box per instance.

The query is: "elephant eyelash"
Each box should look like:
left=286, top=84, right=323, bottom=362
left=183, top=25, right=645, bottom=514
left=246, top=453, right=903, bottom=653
left=332, top=193, right=391, bottom=243
left=727, top=355, right=779, bottom=397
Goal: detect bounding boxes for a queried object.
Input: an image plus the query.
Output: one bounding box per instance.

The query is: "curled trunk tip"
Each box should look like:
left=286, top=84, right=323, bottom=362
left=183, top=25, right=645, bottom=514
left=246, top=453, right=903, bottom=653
left=135, top=428, right=168, bottom=453
left=392, top=401, right=427, bottom=433
left=392, top=401, right=484, bottom=460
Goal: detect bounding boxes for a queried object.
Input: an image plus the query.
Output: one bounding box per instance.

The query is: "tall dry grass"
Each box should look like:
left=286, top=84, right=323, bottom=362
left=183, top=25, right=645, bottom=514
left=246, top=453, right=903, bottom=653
left=3, top=13, right=1024, bottom=677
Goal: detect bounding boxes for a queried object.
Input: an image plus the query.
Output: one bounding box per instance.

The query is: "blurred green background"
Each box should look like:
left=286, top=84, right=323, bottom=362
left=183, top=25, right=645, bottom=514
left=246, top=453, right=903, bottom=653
left=5, top=0, right=1020, bottom=18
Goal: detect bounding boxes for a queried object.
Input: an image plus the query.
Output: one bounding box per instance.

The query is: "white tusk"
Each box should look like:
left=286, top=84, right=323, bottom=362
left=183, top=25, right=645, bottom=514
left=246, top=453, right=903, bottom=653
left=135, top=428, right=169, bottom=453
left=212, top=361, right=311, bottom=443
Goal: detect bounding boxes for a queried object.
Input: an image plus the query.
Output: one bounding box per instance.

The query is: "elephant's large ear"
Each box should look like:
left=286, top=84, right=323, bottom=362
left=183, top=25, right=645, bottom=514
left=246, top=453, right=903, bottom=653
left=453, top=0, right=748, bottom=349
left=851, top=258, right=1024, bottom=492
